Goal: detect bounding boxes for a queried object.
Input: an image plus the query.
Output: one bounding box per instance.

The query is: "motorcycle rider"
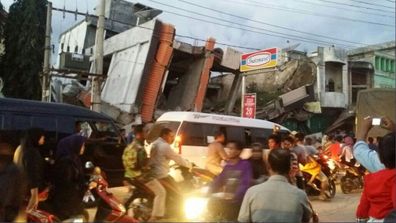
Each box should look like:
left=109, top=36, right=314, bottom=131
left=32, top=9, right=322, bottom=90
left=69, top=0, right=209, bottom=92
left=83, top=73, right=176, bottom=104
left=340, top=136, right=355, bottom=166
left=205, top=131, right=228, bottom=175
left=149, top=128, right=192, bottom=218
left=122, top=124, right=166, bottom=221
left=208, top=141, right=252, bottom=221
left=283, top=136, right=329, bottom=200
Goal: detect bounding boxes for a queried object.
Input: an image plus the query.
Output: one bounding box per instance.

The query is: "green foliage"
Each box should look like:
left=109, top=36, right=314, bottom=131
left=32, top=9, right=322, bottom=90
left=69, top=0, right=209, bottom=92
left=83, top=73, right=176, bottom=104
left=1, top=0, right=47, bottom=100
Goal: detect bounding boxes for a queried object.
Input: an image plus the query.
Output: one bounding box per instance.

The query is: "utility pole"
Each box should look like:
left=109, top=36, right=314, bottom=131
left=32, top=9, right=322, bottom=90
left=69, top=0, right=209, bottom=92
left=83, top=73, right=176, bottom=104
left=42, top=1, right=52, bottom=102
left=91, top=0, right=105, bottom=112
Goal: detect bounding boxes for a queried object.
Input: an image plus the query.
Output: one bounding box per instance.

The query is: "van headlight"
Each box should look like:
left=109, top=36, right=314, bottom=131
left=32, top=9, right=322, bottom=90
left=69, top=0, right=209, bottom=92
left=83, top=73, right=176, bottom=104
left=184, top=196, right=208, bottom=220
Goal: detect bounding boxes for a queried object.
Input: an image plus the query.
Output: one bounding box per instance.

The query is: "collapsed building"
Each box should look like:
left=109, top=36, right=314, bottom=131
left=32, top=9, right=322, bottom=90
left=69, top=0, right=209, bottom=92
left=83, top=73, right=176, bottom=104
left=53, top=0, right=394, bottom=134
left=53, top=0, right=238, bottom=126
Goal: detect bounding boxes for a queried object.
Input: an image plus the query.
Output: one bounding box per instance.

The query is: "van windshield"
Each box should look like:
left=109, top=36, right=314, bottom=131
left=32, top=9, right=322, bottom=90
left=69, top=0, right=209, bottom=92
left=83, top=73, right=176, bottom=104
left=147, top=121, right=181, bottom=143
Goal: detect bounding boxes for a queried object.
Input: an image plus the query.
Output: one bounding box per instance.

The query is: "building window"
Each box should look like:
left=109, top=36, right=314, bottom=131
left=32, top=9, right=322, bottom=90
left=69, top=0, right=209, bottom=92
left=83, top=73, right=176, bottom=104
left=391, top=60, right=395, bottom=73
left=381, top=58, right=386, bottom=72
left=386, top=59, right=390, bottom=72
left=375, top=57, right=380, bottom=70
left=328, top=79, right=335, bottom=92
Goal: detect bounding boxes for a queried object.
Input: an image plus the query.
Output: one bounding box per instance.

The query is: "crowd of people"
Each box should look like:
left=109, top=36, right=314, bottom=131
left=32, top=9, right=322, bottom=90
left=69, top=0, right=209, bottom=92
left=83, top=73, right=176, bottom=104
left=0, top=128, right=96, bottom=222
left=0, top=116, right=395, bottom=222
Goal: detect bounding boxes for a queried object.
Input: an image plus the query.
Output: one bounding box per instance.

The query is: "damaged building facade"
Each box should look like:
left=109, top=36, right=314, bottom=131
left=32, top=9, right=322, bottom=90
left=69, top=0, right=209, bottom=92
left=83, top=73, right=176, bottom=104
left=53, top=0, right=395, bottom=134
left=53, top=0, right=237, bottom=126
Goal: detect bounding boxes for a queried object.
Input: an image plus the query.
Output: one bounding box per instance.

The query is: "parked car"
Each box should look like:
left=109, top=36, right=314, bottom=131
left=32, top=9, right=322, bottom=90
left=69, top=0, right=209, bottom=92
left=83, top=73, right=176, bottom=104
left=0, top=97, right=126, bottom=186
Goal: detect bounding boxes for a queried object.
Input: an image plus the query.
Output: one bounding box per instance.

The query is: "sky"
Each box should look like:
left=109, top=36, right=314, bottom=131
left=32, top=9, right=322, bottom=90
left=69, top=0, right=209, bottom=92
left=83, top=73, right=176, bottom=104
left=1, top=0, right=395, bottom=66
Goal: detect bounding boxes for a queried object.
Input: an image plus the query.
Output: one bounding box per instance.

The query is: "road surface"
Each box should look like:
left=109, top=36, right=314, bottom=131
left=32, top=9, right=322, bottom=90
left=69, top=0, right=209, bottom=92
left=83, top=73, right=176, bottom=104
left=311, top=185, right=361, bottom=222
left=96, top=184, right=361, bottom=222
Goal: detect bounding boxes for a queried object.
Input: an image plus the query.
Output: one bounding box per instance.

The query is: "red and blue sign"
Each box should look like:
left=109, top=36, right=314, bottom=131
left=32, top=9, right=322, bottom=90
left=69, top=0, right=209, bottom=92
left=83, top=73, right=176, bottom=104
left=240, top=48, right=278, bottom=72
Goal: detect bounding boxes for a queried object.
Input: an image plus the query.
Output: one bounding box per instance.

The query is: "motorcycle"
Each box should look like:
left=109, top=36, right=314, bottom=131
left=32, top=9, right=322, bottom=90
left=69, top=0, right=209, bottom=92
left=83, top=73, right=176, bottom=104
left=27, top=189, right=87, bottom=223
left=300, top=155, right=336, bottom=199
left=124, top=165, right=215, bottom=221
left=83, top=162, right=138, bottom=223
left=27, top=210, right=86, bottom=223
left=338, top=162, right=364, bottom=194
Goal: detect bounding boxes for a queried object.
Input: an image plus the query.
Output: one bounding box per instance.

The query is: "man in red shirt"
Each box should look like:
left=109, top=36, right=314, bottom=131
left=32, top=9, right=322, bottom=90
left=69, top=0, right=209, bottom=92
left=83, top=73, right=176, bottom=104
left=356, top=118, right=396, bottom=221
left=328, top=135, right=343, bottom=162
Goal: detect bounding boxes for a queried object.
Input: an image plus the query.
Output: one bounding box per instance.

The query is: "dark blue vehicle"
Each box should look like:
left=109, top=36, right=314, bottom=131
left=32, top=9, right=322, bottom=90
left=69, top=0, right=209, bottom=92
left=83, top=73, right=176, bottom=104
left=0, top=97, right=126, bottom=186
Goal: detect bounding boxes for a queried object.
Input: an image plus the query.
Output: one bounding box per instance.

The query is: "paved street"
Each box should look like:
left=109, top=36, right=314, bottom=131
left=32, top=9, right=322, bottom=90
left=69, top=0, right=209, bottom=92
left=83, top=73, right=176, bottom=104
left=310, top=185, right=361, bottom=222
left=102, top=184, right=362, bottom=222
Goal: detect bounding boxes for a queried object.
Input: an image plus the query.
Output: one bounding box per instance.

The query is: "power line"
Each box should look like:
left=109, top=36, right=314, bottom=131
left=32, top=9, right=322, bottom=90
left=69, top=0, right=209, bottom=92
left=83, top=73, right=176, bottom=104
left=295, top=0, right=394, bottom=18
left=220, top=0, right=394, bottom=27
left=52, top=6, right=262, bottom=51
left=148, top=0, right=359, bottom=47
left=175, top=34, right=261, bottom=50
left=175, top=0, right=369, bottom=46
left=145, top=3, right=357, bottom=48
left=348, top=0, right=395, bottom=9
left=316, top=0, right=395, bottom=14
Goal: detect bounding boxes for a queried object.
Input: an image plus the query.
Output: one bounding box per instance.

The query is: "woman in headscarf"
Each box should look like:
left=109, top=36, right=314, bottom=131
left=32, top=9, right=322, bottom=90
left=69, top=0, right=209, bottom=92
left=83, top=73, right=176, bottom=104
left=13, top=128, right=46, bottom=212
left=47, top=135, right=87, bottom=220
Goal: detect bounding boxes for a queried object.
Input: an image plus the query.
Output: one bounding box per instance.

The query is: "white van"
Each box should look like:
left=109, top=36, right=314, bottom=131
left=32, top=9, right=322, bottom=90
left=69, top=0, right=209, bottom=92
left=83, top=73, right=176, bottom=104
left=146, top=112, right=290, bottom=168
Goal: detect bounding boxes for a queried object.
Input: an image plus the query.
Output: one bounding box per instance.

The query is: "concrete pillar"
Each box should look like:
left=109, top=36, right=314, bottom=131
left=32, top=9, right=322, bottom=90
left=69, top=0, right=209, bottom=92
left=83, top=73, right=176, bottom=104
left=342, top=63, right=349, bottom=107
left=194, top=38, right=216, bottom=111
left=225, top=72, right=242, bottom=115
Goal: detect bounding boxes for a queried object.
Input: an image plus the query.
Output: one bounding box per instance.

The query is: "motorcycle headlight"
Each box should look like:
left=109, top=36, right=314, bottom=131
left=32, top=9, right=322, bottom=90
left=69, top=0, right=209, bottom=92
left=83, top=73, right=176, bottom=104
left=328, top=159, right=335, bottom=170
left=73, top=218, right=84, bottom=223
left=184, top=196, right=208, bottom=220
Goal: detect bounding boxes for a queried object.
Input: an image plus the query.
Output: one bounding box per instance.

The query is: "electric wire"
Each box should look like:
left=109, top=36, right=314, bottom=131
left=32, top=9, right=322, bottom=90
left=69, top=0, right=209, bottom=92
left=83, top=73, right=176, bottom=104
left=316, top=0, right=395, bottom=14
left=348, top=0, right=395, bottom=9
left=294, top=0, right=394, bottom=18
left=175, top=0, right=370, bottom=46
left=147, top=0, right=358, bottom=48
left=221, top=0, right=395, bottom=26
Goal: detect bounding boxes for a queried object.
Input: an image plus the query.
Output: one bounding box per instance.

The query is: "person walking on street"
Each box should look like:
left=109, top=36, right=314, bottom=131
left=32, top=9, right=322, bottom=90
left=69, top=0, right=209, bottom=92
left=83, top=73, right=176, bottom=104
left=249, top=143, right=268, bottom=184
left=149, top=128, right=192, bottom=218
left=0, top=143, right=25, bottom=222
left=13, top=128, right=46, bottom=213
left=205, top=131, right=228, bottom=175
left=282, top=136, right=305, bottom=189
left=46, top=135, right=91, bottom=220
left=122, top=125, right=166, bottom=221
left=238, top=148, right=312, bottom=223
left=263, top=134, right=281, bottom=173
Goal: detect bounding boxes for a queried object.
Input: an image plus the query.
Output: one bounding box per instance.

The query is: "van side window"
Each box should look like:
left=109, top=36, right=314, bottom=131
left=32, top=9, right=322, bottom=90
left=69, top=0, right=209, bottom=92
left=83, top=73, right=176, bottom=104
left=57, top=117, right=74, bottom=134
left=201, top=124, right=224, bottom=144
left=179, top=122, right=206, bottom=146
left=76, top=121, right=92, bottom=138
left=32, top=116, right=56, bottom=131
left=0, top=115, right=3, bottom=128
left=11, top=115, right=31, bottom=129
left=225, top=126, right=246, bottom=147
left=251, top=128, right=272, bottom=147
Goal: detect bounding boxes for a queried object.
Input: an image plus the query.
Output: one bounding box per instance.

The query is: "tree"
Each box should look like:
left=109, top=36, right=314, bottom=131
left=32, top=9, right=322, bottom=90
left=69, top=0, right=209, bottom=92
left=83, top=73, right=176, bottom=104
left=1, top=0, right=47, bottom=100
